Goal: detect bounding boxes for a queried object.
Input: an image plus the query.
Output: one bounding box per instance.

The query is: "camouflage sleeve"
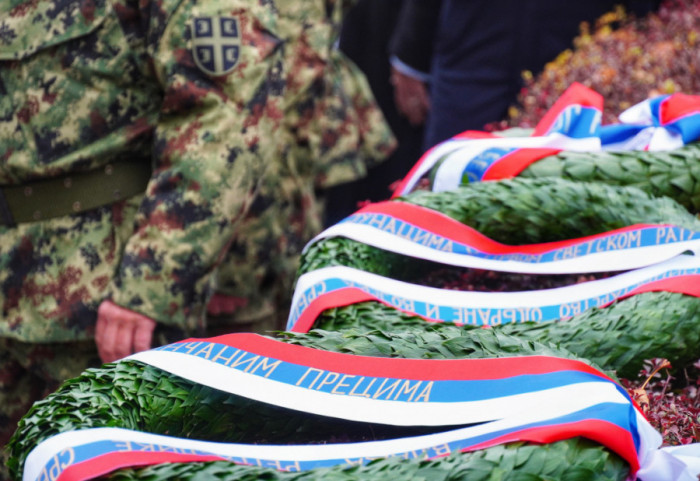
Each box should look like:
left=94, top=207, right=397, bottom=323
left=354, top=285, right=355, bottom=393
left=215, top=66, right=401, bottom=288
left=108, top=0, right=285, bottom=330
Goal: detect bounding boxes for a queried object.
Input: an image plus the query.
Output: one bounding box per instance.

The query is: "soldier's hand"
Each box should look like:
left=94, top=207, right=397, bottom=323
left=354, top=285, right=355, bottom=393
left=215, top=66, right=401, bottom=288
left=95, top=300, right=157, bottom=363
left=206, top=293, right=248, bottom=316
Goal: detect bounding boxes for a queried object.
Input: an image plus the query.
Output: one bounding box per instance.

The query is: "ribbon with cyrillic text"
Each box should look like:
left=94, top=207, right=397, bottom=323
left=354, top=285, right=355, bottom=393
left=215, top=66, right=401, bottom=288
left=307, top=201, right=700, bottom=274
left=286, top=253, right=700, bottom=332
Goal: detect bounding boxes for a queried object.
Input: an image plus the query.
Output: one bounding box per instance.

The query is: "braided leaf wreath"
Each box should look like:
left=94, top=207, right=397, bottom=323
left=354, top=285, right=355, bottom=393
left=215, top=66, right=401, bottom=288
left=518, top=143, right=700, bottom=212
left=9, top=329, right=631, bottom=481
left=413, top=83, right=700, bottom=212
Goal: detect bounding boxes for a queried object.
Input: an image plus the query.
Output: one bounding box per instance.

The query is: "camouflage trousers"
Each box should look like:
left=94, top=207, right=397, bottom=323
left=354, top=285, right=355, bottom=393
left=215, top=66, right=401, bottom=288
left=0, top=337, right=100, bottom=479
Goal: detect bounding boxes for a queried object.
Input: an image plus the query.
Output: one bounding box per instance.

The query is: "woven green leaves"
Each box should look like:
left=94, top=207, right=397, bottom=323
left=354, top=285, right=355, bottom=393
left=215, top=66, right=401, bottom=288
left=520, top=143, right=700, bottom=212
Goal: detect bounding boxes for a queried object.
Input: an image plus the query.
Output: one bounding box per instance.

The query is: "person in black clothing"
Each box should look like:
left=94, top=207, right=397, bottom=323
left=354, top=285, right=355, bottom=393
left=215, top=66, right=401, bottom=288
left=389, top=0, right=661, bottom=151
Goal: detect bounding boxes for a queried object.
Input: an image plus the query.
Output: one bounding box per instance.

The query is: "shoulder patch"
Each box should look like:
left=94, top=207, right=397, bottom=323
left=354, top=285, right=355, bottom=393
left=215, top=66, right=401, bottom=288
left=191, top=16, right=241, bottom=76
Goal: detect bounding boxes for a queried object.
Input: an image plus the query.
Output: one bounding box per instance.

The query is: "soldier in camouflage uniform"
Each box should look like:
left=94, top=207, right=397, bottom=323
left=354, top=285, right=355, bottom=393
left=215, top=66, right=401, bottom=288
left=0, top=0, right=394, bottom=467
left=208, top=2, right=393, bottom=334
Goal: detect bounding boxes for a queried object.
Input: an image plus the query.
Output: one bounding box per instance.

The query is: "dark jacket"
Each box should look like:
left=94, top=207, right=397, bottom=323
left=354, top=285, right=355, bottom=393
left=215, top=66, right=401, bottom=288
left=390, top=0, right=661, bottom=149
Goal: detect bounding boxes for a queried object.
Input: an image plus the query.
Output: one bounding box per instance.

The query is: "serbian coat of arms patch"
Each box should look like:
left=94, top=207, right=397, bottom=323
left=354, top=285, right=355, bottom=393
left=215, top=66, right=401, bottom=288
left=191, top=16, right=241, bottom=76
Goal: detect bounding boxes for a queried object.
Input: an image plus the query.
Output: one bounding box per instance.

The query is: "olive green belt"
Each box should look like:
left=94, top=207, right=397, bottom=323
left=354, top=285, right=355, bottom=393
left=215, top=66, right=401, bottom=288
left=0, top=161, right=152, bottom=226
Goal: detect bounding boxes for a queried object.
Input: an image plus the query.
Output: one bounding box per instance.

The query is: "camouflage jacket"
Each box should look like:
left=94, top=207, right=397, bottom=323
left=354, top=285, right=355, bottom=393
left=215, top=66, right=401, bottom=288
left=0, top=0, right=394, bottom=342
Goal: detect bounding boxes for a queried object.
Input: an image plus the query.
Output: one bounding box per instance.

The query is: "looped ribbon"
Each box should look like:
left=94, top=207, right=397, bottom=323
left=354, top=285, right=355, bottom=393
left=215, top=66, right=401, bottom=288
left=22, top=334, right=700, bottom=481
left=392, top=83, right=700, bottom=196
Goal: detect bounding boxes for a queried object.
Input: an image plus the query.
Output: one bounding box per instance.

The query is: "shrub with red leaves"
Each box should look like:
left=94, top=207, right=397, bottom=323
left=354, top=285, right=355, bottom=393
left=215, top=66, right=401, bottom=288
left=622, top=358, right=700, bottom=446
left=501, top=0, right=700, bottom=129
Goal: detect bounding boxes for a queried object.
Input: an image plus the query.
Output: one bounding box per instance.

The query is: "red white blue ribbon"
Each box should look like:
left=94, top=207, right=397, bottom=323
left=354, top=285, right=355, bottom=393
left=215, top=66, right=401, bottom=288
left=286, top=252, right=700, bottom=333
left=393, top=84, right=700, bottom=196
left=308, top=201, right=700, bottom=274
left=602, top=93, right=700, bottom=151
left=22, top=333, right=700, bottom=481
left=531, top=82, right=605, bottom=138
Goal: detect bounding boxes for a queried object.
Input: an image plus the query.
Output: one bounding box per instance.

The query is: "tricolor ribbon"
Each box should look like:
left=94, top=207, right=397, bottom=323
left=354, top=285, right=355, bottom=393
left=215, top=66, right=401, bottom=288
left=603, top=93, right=700, bottom=151
left=393, top=84, right=700, bottom=196
left=307, top=201, right=700, bottom=274
left=286, top=252, right=700, bottom=333
left=22, top=334, right=700, bottom=481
